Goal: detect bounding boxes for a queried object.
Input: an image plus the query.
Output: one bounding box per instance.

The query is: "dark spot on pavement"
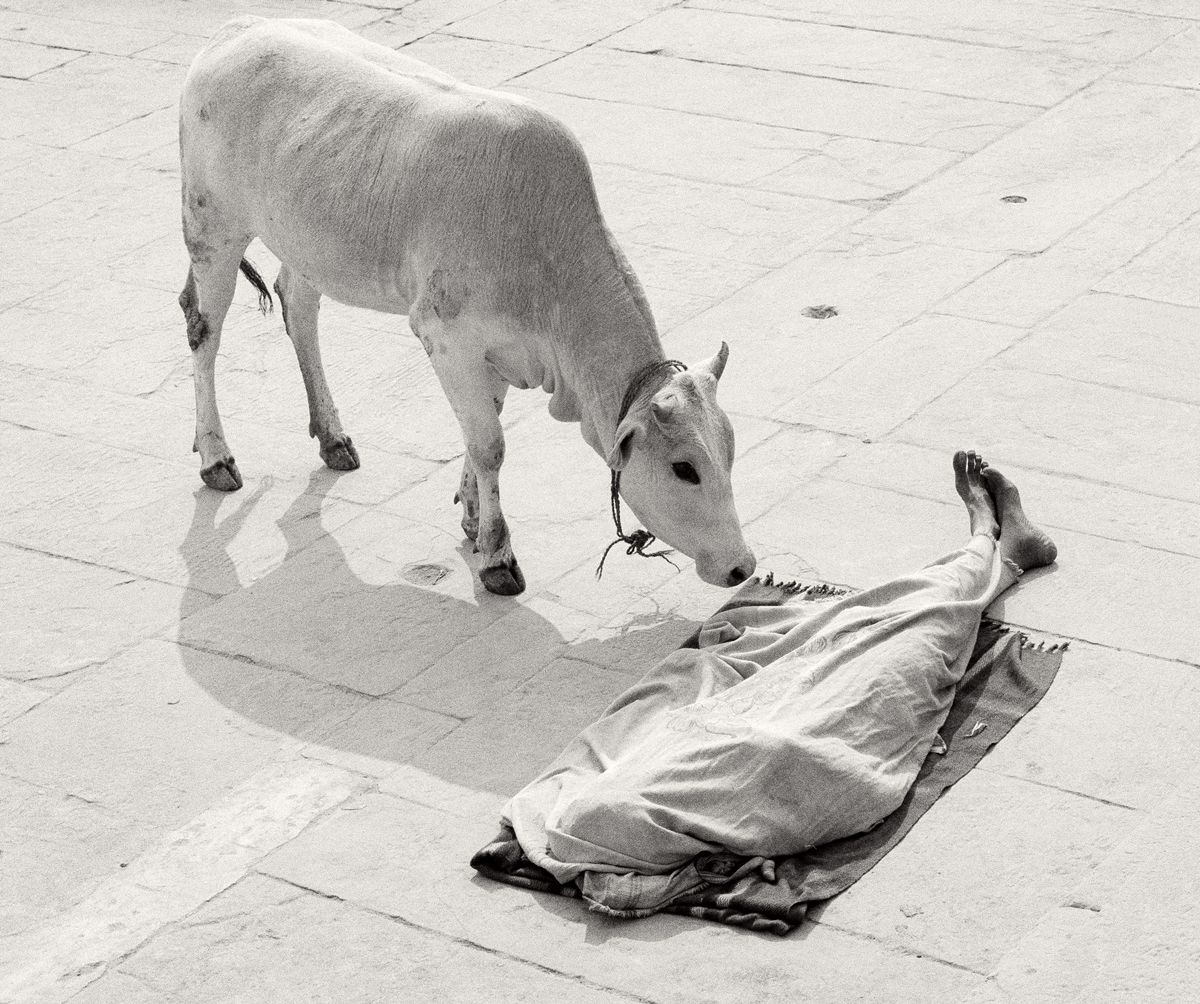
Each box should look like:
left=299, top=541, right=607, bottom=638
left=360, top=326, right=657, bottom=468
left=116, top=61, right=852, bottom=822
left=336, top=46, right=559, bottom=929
left=803, top=305, right=838, bottom=319
left=1001, top=195, right=1027, bottom=203
left=402, top=562, right=451, bottom=587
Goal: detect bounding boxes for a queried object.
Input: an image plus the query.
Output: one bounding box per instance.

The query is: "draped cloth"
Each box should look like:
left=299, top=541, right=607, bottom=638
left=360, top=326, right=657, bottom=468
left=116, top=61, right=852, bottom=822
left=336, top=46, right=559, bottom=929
left=472, top=537, right=1065, bottom=934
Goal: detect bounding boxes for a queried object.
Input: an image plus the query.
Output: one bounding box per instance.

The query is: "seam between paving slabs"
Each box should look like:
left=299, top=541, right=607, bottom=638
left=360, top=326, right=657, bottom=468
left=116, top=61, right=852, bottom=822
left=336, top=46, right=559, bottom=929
left=974, top=352, right=1200, bottom=411
left=799, top=917, right=990, bottom=977
left=682, top=3, right=1193, bottom=61
left=257, top=873, right=706, bottom=1004
left=598, top=44, right=1055, bottom=110
left=46, top=770, right=371, bottom=1002
left=973, top=769, right=1142, bottom=812
left=821, top=470, right=1200, bottom=563
left=489, top=0, right=692, bottom=89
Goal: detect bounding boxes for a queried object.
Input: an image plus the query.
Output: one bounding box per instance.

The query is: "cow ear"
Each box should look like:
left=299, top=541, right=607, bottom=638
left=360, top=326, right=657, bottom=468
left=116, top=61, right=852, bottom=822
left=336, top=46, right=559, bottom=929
left=695, top=341, right=729, bottom=382
left=606, top=413, right=645, bottom=471
left=650, top=389, right=680, bottom=429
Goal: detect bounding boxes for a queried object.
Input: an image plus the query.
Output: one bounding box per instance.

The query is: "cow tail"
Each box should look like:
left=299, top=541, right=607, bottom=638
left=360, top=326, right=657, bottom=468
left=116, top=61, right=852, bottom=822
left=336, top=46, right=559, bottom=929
left=239, top=258, right=274, bottom=314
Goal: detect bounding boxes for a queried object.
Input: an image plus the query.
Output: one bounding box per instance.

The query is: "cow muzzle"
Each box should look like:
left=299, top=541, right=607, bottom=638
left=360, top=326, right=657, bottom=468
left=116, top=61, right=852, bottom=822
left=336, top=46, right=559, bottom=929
left=697, top=548, right=757, bottom=588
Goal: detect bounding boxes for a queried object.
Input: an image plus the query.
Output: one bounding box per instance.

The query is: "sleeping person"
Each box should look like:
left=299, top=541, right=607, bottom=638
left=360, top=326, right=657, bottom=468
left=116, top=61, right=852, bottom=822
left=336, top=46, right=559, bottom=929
left=502, top=451, right=1058, bottom=915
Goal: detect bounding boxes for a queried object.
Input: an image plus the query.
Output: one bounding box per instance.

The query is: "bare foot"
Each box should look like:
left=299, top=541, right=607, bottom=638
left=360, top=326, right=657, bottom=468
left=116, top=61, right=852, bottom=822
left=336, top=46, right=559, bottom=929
left=983, top=467, right=1058, bottom=572
left=954, top=450, right=999, bottom=538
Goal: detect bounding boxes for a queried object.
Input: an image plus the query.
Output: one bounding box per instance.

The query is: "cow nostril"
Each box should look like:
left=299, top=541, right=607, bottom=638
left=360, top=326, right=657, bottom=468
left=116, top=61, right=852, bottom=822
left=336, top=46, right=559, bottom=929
left=726, top=565, right=750, bottom=587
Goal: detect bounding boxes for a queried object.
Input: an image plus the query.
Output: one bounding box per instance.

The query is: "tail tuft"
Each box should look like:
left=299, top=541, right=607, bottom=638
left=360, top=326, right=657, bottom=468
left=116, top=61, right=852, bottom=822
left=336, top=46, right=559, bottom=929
left=238, top=258, right=273, bottom=314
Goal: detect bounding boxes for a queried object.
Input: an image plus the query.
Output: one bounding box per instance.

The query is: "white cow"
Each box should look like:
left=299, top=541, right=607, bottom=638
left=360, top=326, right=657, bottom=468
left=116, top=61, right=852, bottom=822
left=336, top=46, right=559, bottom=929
left=178, top=17, right=756, bottom=595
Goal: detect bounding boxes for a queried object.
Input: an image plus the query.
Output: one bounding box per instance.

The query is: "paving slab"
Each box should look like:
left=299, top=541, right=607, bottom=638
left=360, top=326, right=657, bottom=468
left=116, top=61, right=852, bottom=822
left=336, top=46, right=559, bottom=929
left=607, top=7, right=1105, bottom=106
left=593, top=163, right=865, bottom=268
left=891, top=363, right=1200, bottom=505
left=0, top=365, right=440, bottom=509
left=0, top=144, right=162, bottom=224
left=0, top=541, right=203, bottom=688
left=0, top=757, right=367, bottom=1003
left=620, top=242, right=768, bottom=309
left=259, top=791, right=986, bottom=1003
left=1, top=52, right=183, bottom=146
left=0, top=425, right=365, bottom=596
left=94, top=873, right=627, bottom=1004
left=977, top=785, right=1200, bottom=1002
left=409, top=657, right=638, bottom=795
left=855, top=80, right=1200, bottom=253
left=773, top=313, right=1023, bottom=438
left=0, top=639, right=366, bottom=825
left=977, top=641, right=1200, bottom=812
left=1116, top=23, right=1200, bottom=89
left=0, top=775, right=153, bottom=939
left=0, top=167, right=179, bottom=308
left=688, top=0, right=1183, bottom=61
left=517, top=46, right=1036, bottom=151
left=661, top=233, right=1003, bottom=419
left=745, top=471, right=1200, bottom=663
left=300, top=697, right=460, bottom=779
left=0, top=677, right=46, bottom=725
left=751, top=136, right=962, bottom=204
left=813, top=769, right=1134, bottom=973
left=937, top=144, right=1200, bottom=326
left=0, top=36, right=83, bottom=79
left=397, top=32, right=563, bottom=87
left=1094, top=211, right=1200, bottom=307
left=822, top=440, right=1200, bottom=560
left=513, top=87, right=963, bottom=201
left=73, top=105, right=179, bottom=161
left=998, top=292, right=1200, bottom=404
left=0, top=7, right=175, bottom=58
left=175, top=507, right=512, bottom=696
left=1092, top=0, right=1200, bottom=22
left=0, top=0, right=388, bottom=36
left=452, top=0, right=676, bottom=50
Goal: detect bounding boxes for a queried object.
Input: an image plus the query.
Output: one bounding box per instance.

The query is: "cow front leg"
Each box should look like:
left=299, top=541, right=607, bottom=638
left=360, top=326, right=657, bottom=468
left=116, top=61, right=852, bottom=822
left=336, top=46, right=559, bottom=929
left=422, top=347, right=522, bottom=593
left=467, top=426, right=524, bottom=596
left=453, top=382, right=507, bottom=543
left=455, top=457, right=479, bottom=541
left=274, top=265, right=359, bottom=472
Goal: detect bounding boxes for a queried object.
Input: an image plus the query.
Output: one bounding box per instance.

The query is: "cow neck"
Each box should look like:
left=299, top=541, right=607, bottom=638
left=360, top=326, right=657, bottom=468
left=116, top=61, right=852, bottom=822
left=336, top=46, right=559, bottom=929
left=592, top=356, right=687, bottom=578
left=576, top=343, right=671, bottom=461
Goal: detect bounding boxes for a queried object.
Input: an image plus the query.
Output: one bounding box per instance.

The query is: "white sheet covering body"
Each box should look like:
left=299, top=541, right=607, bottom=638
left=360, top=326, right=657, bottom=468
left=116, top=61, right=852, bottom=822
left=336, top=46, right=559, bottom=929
left=505, top=536, right=1018, bottom=912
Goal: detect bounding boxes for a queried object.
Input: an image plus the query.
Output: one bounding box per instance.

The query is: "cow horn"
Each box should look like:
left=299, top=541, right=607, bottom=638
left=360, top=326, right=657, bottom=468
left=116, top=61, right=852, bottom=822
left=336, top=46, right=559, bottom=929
left=696, top=341, right=729, bottom=382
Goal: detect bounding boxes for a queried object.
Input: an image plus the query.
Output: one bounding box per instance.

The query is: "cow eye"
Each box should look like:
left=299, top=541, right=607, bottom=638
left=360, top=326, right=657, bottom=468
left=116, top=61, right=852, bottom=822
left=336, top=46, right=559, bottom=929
left=672, top=461, right=700, bottom=485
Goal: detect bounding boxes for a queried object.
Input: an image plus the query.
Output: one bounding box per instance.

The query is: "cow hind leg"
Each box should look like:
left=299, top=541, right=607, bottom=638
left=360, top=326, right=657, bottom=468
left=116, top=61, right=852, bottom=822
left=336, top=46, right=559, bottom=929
left=180, top=243, right=248, bottom=492
left=274, top=265, right=359, bottom=472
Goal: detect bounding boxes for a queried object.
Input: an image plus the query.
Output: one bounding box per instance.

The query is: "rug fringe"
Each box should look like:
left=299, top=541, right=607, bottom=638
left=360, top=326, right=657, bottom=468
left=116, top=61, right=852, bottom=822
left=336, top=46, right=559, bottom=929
left=756, top=571, right=852, bottom=598
left=980, top=617, right=1070, bottom=652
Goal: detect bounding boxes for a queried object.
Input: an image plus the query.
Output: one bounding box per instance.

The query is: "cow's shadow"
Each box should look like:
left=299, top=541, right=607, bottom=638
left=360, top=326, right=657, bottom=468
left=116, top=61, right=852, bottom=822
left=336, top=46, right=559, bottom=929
left=175, top=468, right=696, bottom=796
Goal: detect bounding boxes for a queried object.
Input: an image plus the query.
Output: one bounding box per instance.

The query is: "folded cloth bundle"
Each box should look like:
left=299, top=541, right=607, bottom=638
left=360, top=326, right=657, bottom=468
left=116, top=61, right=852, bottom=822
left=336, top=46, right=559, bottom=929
left=472, top=567, right=1066, bottom=935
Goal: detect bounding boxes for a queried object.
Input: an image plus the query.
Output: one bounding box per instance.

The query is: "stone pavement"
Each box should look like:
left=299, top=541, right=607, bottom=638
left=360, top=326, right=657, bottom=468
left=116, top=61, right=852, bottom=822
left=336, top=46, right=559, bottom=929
left=2, top=0, right=1198, bottom=1000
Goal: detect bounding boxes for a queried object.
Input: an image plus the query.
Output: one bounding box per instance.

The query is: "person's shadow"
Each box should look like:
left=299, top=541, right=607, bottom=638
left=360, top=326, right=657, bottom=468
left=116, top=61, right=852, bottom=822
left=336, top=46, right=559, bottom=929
left=175, top=468, right=696, bottom=794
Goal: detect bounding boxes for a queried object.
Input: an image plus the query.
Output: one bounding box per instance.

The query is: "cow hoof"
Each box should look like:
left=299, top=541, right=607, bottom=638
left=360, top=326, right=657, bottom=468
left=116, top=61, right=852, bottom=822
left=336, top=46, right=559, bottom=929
left=201, top=458, right=243, bottom=492
left=321, top=436, right=360, bottom=472
left=480, top=559, right=525, bottom=596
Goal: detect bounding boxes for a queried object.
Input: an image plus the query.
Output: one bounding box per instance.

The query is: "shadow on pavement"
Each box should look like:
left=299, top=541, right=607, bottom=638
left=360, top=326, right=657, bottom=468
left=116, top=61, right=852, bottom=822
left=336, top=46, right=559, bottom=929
left=175, top=468, right=695, bottom=797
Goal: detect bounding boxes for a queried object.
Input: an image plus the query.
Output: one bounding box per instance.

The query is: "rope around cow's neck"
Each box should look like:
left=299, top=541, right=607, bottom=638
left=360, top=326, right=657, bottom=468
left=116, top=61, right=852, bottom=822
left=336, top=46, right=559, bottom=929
left=595, top=359, right=686, bottom=579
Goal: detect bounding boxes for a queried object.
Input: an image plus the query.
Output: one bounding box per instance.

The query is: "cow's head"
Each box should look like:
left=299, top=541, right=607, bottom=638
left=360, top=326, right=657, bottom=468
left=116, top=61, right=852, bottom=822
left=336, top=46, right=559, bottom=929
left=606, top=343, right=756, bottom=587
